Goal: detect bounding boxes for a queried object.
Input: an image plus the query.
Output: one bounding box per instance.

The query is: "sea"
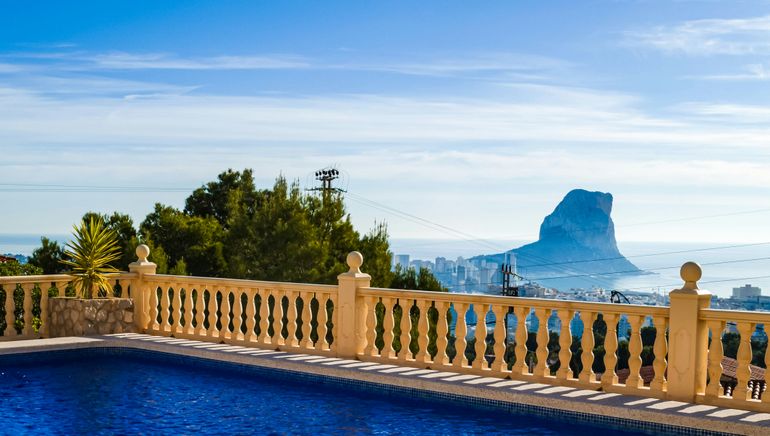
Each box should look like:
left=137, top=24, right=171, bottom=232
left=3, top=234, right=768, bottom=299
left=390, top=238, right=770, bottom=299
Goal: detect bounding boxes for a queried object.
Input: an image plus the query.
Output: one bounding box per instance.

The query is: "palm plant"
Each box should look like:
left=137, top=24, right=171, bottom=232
left=61, top=217, right=122, bottom=298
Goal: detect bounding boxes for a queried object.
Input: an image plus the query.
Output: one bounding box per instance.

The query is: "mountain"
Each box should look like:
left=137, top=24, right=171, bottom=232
left=476, top=189, right=641, bottom=278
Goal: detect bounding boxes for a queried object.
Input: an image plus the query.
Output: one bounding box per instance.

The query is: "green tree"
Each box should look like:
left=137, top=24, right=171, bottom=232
left=28, top=237, right=66, bottom=274
left=141, top=204, right=226, bottom=277
left=358, top=222, right=393, bottom=287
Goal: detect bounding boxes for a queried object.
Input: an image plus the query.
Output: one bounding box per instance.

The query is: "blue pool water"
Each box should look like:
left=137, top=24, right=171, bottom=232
left=0, top=348, right=647, bottom=435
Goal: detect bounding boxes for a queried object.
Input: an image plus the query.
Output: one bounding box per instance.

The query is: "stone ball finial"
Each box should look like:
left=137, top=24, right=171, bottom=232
left=346, top=251, right=363, bottom=273
left=136, top=244, right=150, bottom=263
left=680, top=261, right=702, bottom=289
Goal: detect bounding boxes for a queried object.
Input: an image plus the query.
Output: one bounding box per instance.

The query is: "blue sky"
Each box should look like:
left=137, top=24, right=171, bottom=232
left=2, top=1, right=770, bottom=245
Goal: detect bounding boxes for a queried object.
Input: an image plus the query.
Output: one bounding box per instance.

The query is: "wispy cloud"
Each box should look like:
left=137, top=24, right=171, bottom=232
left=85, top=52, right=311, bottom=70
left=625, top=14, right=770, bottom=55
left=692, top=63, right=770, bottom=81
left=0, top=49, right=569, bottom=81
left=676, top=101, right=770, bottom=123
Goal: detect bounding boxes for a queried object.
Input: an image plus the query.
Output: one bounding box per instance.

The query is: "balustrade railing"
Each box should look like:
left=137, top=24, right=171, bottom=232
left=140, top=275, right=339, bottom=355
left=2, top=248, right=770, bottom=413
left=355, top=287, right=671, bottom=397
left=699, top=309, right=770, bottom=411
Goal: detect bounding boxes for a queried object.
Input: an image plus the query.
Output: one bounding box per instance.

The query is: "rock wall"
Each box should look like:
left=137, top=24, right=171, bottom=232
left=48, top=298, right=136, bottom=337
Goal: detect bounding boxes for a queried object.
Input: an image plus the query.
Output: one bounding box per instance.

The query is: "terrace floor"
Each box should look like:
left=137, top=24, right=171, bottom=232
left=1, top=334, right=768, bottom=436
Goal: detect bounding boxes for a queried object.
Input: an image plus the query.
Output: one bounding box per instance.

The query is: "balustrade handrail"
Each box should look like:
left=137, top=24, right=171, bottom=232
left=142, top=273, right=338, bottom=292
left=360, top=286, right=670, bottom=316
left=699, top=308, right=770, bottom=322
left=0, top=272, right=136, bottom=285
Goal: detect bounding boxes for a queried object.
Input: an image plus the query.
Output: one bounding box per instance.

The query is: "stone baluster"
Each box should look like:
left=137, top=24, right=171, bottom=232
left=40, top=282, right=51, bottom=338
left=626, top=315, right=643, bottom=389
left=363, top=296, right=377, bottom=356
left=453, top=303, right=468, bottom=369
left=22, top=283, right=34, bottom=336
left=301, top=292, right=313, bottom=349
left=382, top=297, right=396, bottom=359
left=651, top=316, right=669, bottom=393
left=172, top=285, right=183, bottom=335
left=472, top=304, right=488, bottom=371
left=512, top=306, right=529, bottom=375
left=3, top=285, right=17, bottom=337
left=557, top=309, right=573, bottom=380
left=128, top=245, right=157, bottom=333
left=286, top=291, right=299, bottom=347
left=219, top=290, right=232, bottom=341
left=534, top=308, right=550, bottom=377
left=258, top=289, right=271, bottom=344
left=206, top=289, right=219, bottom=338
left=271, top=290, right=285, bottom=346
left=398, top=299, right=412, bottom=362
left=601, top=313, right=619, bottom=388
left=194, top=287, right=205, bottom=336
left=415, top=299, right=429, bottom=364
left=232, top=288, right=245, bottom=342
left=579, top=311, right=596, bottom=384
left=435, top=301, right=450, bottom=366
left=705, top=319, right=725, bottom=398
left=245, top=289, right=257, bottom=342
left=492, top=305, right=508, bottom=374
left=148, top=285, right=160, bottom=332
left=183, top=286, right=195, bottom=336
left=735, top=321, right=755, bottom=402
left=317, top=293, right=330, bottom=351
left=160, top=283, right=171, bottom=332
left=57, top=282, right=66, bottom=297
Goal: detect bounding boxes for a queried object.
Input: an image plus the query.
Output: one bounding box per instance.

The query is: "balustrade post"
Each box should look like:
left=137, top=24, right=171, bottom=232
left=666, top=262, right=711, bottom=403
left=128, top=244, right=157, bottom=333
left=336, top=251, right=371, bottom=359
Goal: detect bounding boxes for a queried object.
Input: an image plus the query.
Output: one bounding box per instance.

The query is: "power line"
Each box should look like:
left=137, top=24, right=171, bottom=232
left=0, top=183, right=192, bottom=193
left=347, top=192, right=621, bottom=289
left=527, top=256, right=770, bottom=282
left=519, top=241, right=770, bottom=269
left=348, top=192, right=624, bottom=286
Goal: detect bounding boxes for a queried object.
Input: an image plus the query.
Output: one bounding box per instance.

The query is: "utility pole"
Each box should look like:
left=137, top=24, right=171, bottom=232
left=307, top=167, right=345, bottom=199
left=306, top=167, right=346, bottom=254
left=501, top=254, right=523, bottom=297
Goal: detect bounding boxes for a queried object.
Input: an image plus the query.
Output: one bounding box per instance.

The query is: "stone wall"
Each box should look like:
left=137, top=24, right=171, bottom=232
left=49, top=298, right=136, bottom=337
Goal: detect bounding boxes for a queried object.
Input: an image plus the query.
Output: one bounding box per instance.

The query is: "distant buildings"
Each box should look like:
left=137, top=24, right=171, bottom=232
left=733, top=284, right=762, bottom=299
left=394, top=254, right=410, bottom=270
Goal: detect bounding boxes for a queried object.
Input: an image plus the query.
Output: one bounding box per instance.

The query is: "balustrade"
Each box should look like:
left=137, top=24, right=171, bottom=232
left=3, top=248, right=770, bottom=413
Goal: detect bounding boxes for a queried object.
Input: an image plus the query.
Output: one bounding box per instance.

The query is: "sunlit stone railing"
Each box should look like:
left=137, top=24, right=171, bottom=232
left=354, top=287, right=671, bottom=397
left=138, top=274, right=338, bottom=355
left=3, top=246, right=770, bottom=412
left=699, top=309, right=770, bottom=412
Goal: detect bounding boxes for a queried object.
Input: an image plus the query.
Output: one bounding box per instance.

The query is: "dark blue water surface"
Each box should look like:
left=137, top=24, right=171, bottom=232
left=0, top=349, right=647, bottom=435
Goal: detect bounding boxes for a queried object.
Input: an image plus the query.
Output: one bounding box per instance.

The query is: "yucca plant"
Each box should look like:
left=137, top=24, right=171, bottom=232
left=61, top=217, right=122, bottom=298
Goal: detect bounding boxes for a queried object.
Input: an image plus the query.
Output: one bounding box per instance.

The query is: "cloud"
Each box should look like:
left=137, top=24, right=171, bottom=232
left=0, top=78, right=769, bottom=150
left=625, top=14, right=770, bottom=55
left=692, top=63, right=770, bottom=81
left=1, top=49, right=570, bottom=81
left=676, top=101, right=770, bottom=123
left=84, top=52, right=311, bottom=70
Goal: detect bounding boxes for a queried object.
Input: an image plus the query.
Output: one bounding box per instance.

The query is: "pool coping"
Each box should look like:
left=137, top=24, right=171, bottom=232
left=1, top=334, right=768, bottom=436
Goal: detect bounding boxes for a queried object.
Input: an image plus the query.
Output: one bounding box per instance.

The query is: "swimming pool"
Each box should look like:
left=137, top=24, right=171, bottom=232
left=0, top=348, right=647, bottom=435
